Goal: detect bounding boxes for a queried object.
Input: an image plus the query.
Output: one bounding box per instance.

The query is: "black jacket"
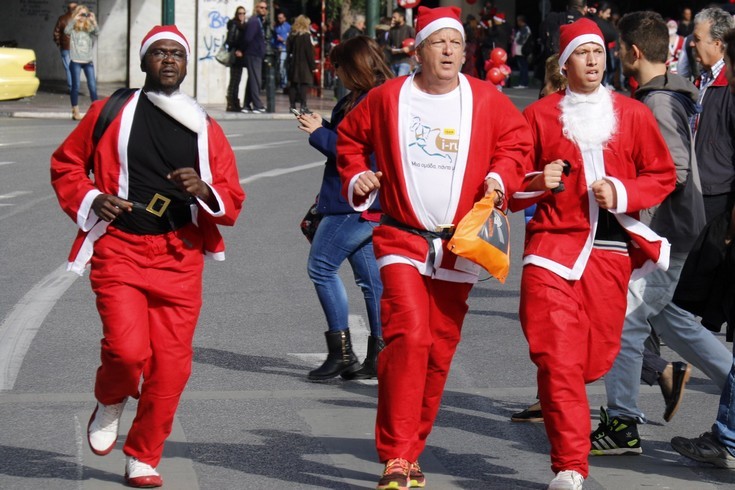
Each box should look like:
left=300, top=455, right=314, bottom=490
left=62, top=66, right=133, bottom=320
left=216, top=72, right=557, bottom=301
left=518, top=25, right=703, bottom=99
left=695, top=68, right=735, bottom=196
left=286, top=33, right=315, bottom=84
left=673, top=210, right=735, bottom=341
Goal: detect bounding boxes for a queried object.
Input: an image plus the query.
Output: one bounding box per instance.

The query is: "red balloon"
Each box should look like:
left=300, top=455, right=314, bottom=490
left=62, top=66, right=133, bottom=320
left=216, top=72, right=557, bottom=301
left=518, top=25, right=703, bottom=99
left=490, top=47, right=507, bottom=66
left=499, top=63, right=511, bottom=76
left=402, top=37, right=416, bottom=53
left=487, top=67, right=504, bottom=85
left=483, top=58, right=495, bottom=73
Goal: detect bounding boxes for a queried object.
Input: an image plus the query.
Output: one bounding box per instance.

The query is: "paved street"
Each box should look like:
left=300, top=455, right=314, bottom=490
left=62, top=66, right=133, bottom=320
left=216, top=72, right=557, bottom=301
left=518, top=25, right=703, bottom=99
left=1, top=90, right=734, bottom=489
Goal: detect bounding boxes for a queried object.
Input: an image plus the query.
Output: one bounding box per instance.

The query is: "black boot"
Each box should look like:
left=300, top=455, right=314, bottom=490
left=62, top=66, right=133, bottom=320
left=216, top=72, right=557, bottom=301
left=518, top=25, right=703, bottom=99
left=342, top=335, right=384, bottom=380
left=226, top=97, right=241, bottom=112
left=308, top=330, right=360, bottom=381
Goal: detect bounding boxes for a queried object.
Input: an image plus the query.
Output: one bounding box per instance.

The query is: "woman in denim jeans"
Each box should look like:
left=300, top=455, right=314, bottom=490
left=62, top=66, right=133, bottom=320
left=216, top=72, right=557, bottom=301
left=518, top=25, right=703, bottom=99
left=64, top=4, right=98, bottom=120
left=296, top=36, right=393, bottom=381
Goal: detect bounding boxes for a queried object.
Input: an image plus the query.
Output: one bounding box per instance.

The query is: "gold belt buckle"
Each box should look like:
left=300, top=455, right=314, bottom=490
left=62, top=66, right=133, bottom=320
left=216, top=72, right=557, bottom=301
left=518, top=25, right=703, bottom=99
left=435, top=224, right=455, bottom=233
left=145, top=193, right=171, bottom=217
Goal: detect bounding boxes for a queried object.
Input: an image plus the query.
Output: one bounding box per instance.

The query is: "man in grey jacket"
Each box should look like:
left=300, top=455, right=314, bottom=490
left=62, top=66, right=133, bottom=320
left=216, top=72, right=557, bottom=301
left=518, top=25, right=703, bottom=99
left=590, top=11, right=733, bottom=456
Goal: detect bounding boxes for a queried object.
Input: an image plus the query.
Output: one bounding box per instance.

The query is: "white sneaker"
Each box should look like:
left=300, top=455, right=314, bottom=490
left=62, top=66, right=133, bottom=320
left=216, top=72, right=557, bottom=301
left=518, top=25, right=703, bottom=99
left=125, top=457, right=163, bottom=488
left=548, top=470, right=584, bottom=489
left=87, top=398, right=127, bottom=455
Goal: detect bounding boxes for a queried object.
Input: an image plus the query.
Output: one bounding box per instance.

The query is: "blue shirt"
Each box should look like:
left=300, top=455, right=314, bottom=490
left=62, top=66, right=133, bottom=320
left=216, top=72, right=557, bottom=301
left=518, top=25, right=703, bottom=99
left=273, top=21, right=291, bottom=51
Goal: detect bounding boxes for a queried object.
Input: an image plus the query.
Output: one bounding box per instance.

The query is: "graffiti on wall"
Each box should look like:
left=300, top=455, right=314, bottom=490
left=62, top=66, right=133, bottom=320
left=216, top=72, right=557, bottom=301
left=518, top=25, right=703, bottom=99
left=20, top=0, right=52, bottom=20
left=199, top=10, right=230, bottom=61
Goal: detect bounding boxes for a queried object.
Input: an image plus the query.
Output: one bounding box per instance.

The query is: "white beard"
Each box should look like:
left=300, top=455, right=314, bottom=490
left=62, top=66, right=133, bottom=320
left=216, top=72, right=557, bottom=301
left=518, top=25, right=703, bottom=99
left=144, top=90, right=206, bottom=134
left=559, top=86, right=617, bottom=151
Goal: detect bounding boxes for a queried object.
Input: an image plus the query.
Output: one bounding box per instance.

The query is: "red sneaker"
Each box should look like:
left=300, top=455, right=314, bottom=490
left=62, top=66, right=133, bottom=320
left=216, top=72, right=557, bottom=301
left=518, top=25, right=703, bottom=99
left=409, top=461, right=426, bottom=488
left=376, top=458, right=410, bottom=490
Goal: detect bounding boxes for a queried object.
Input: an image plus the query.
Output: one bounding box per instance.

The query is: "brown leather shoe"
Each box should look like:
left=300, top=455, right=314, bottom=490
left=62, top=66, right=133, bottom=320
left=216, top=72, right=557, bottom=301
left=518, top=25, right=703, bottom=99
left=660, top=362, right=691, bottom=422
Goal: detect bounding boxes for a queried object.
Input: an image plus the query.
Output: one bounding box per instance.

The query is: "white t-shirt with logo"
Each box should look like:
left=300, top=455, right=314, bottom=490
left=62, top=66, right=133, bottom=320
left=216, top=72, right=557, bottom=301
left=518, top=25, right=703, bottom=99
left=406, top=86, right=462, bottom=229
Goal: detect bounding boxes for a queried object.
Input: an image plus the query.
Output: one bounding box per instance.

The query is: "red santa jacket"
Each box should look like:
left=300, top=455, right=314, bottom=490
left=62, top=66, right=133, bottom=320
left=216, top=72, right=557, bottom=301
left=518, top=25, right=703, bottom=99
left=509, top=90, right=676, bottom=280
left=337, top=74, right=532, bottom=282
left=50, top=90, right=245, bottom=275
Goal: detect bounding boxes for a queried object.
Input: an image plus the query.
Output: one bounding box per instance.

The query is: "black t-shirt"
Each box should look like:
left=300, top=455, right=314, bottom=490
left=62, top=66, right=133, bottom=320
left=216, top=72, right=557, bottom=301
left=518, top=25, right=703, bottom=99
left=113, top=93, right=198, bottom=235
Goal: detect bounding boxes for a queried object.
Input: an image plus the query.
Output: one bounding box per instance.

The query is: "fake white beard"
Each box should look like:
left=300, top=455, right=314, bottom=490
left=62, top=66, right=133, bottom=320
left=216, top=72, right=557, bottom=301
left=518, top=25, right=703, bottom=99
left=558, top=86, right=617, bottom=150
left=144, top=90, right=206, bottom=134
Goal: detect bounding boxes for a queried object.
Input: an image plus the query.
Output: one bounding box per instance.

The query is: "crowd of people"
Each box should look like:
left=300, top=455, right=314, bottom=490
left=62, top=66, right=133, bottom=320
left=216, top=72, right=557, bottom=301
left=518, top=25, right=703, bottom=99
left=47, top=1, right=735, bottom=489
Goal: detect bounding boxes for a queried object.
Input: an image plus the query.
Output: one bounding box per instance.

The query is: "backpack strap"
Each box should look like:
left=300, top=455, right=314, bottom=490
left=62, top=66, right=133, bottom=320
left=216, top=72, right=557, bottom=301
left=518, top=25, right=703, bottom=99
left=92, top=88, right=137, bottom=147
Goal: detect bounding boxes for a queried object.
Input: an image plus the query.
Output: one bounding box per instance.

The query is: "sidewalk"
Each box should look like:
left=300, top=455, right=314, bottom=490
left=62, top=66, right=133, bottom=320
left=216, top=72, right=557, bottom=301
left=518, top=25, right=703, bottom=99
left=0, top=80, right=340, bottom=120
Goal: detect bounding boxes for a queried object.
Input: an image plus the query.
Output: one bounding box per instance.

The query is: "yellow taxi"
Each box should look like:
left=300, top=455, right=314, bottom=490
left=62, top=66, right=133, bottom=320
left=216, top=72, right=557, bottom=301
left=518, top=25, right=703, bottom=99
left=0, top=47, right=40, bottom=101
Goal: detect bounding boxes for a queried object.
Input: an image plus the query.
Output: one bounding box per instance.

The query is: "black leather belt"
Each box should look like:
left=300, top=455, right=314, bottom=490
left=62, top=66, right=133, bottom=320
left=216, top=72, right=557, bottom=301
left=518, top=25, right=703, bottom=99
left=380, top=215, right=455, bottom=264
left=119, top=193, right=193, bottom=234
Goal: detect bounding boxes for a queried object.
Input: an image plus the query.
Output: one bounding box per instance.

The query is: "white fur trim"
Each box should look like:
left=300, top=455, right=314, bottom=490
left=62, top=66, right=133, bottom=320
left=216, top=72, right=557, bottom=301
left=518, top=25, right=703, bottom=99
left=144, top=91, right=205, bottom=134
left=559, top=33, right=605, bottom=74
left=68, top=219, right=111, bottom=276
left=348, top=171, right=378, bottom=211
left=513, top=190, right=547, bottom=200
left=415, top=18, right=465, bottom=46
left=605, top=175, right=628, bottom=213
left=140, top=32, right=190, bottom=60
left=78, top=189, right=102, bottom=231
left=486, top=171, right=505, bottom=195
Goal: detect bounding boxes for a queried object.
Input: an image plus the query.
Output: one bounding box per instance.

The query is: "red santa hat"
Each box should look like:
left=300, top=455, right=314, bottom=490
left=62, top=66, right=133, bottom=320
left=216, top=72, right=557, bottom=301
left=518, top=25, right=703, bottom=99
left=414, top=6, right=464, bottom=46
left=139, top=25, right=191, bottom=61
left=493, top=12, right=506, bottom=23
left=558, top=18, right=606, bottom=74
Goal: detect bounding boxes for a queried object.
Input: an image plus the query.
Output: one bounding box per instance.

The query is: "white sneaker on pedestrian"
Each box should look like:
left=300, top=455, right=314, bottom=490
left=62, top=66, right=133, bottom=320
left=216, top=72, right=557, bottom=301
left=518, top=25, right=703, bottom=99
left=87, top=398, right=127, bottom=456
left=548, top=470, right=584, bottom=489
left=125, top=457, right=163, bottom=488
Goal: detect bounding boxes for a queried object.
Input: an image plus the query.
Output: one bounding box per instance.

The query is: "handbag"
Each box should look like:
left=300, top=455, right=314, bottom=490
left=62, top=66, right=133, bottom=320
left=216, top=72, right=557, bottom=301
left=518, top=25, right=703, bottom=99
left=447, top=192, right=510, bottom=282
left=300, top=196, right=323, bottom=243
left=215, top=44, right=234, bottom=67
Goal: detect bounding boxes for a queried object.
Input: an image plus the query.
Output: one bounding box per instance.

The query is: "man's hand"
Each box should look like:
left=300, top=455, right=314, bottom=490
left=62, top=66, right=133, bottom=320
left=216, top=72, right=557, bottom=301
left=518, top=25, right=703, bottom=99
left=543, top=160, right=566, bottom=191
left=354, top=171, right=382, bottom=197
left=168, top=168, right=220, bottom=211
left=484, top=177, right=504, bottom=207
left=591, top=179, right=617, bottom=209
left=92, top=194, right=132, bottom=222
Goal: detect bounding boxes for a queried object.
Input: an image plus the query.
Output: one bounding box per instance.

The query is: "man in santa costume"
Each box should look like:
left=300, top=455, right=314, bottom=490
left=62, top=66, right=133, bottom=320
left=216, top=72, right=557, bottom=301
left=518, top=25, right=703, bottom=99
left=336, top=6, right=532, bottom=489
left=508, top=18, right=675, bottom=489
left=50, top=25, right=244, bottom=488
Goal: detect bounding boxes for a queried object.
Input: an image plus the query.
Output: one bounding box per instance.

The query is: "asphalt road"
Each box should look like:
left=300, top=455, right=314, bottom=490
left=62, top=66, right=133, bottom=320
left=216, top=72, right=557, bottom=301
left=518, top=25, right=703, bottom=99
left=1, top=113, right=734, bottom=489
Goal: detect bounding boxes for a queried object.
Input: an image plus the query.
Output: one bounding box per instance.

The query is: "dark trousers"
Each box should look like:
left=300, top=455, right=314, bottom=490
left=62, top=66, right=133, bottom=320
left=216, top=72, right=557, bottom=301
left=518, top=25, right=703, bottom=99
left=703, top=192, right=735, bottom=224
left=227, top=64, right=244, bottom=103
left=244, top=55, right=264, bottom=110
left=288, top=83, right=309, bottom=109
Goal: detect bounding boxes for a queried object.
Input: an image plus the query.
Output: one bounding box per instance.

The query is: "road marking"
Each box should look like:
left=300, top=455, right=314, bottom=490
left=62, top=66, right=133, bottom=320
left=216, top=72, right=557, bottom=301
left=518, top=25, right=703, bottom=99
left=0, top=263, right=78, bottom=391
left=0, top=161, right=14, bottom=166
left=0, top=190, right=32, bottom=199
left=240, top=161, right=322, bottom=184
left=0, top=159, right=324, bottom=392
left=74, top=414, right=84, bottom=490
left=231, top=139, right=300, bottom=151
left=0, top=141, right=30, bottom=147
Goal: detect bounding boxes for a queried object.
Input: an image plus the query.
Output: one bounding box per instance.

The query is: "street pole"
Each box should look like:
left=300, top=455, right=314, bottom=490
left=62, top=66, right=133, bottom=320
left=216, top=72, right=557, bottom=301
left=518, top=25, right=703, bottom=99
left=162, top=0, right=175, bottom=25
left=366, top=0, right=379, bottom=38
left=264, top=0, right=276, bottom=112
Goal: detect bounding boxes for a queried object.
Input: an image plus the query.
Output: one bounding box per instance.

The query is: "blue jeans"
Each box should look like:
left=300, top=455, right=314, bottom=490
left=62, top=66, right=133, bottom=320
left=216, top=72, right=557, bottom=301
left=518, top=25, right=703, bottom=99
left=605, top=253, right=732, bottom=423
left=392, top=62, right=412, bottom=77
left=307, top=213, right=382, bottom=336
left=70, top=61, right=97, bottom=107
left=278, top=50, right=288, bottom=89
left=60, top=49, right=72, bottom=92
left=714, top=355, right=735, bottom=456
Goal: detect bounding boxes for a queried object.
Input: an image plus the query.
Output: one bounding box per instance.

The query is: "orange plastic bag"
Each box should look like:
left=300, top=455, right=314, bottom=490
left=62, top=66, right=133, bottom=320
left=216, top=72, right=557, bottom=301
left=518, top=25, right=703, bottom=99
left=448, top=193, right=510, bottom=283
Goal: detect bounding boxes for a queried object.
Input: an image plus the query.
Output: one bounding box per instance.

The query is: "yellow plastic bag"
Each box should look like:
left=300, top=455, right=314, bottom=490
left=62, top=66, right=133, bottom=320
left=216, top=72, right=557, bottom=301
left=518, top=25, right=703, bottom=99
left=448, top=193, right=510, bottom=283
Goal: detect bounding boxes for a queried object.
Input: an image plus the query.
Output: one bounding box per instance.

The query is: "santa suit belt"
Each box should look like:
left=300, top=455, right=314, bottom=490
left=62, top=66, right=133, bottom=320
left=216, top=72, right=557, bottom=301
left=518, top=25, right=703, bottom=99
left=380, top=215, right=455, bottom=264
left=116, top=194, right=194, bottom=235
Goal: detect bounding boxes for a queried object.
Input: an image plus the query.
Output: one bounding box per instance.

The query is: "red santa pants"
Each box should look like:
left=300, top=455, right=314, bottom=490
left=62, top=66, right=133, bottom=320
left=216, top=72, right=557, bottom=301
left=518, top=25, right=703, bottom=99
left=375, top=264, right=473, bottom=462
left=89, top=225, right=203, bottom=467
left=520, top=249, right=632, bottom=478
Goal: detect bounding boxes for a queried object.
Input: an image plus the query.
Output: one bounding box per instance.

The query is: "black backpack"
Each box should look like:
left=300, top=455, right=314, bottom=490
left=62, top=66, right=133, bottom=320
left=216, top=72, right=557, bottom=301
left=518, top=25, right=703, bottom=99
left=93, top=87, right=136, bottom=146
